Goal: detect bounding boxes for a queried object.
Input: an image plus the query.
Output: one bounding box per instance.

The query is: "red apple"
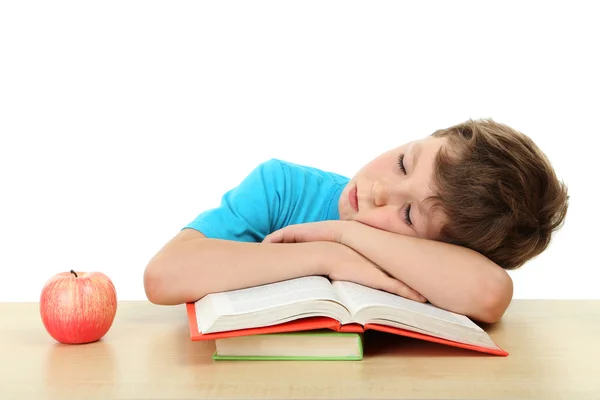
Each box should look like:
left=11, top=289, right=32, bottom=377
left=40, top=270, right=117, bottom=344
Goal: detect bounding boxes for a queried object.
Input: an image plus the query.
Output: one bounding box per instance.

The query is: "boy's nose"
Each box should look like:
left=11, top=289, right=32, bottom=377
left=373, top=180, right=389, bottom=206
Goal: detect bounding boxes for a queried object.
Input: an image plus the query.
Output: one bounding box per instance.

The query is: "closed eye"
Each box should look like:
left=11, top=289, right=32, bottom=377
left=397, top=153, right=407, bottom=174
left=404, top=204, right=413, bottom=226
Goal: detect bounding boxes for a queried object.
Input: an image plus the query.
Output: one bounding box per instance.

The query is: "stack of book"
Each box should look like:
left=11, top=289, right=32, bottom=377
left=185, top=276, right=508, bottom=360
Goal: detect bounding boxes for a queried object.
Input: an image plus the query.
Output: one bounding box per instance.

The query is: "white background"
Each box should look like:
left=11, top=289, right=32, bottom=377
left=1, top=1, right=598, bottom=302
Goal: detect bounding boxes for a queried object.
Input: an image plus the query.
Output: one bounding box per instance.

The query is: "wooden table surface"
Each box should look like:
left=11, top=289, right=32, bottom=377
left=1, top=300, right=598, bottom=399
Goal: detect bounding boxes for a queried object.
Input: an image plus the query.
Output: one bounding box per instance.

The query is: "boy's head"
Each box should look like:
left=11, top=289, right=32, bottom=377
left=339, top=118, right=569, bottom=270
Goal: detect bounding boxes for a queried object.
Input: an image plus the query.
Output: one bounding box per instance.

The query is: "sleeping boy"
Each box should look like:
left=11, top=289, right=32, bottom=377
left=143, top=118, right=569, bottom=323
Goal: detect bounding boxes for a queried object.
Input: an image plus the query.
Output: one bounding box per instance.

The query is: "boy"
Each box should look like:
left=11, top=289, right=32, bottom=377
left=143, top=118, right=569, bottom=323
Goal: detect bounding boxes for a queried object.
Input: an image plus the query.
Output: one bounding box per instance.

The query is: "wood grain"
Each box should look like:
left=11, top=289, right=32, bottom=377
left=1, top=300, right=598, bottom=399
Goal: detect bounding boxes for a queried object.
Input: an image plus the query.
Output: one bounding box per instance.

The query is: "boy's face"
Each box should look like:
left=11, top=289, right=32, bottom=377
left=338, top=136, right=447, bottom=240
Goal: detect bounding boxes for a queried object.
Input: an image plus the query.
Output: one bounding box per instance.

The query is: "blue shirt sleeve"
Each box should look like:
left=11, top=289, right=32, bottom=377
left=183, top=159, right=285, bottom=242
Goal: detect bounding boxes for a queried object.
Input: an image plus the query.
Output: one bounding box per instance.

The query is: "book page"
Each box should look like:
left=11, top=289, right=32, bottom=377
left=199, top=276, right=344, bottom=316
left=332, top=280, right=480, bottom=329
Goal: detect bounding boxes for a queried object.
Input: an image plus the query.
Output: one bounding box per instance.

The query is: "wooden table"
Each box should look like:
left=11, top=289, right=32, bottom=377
left=1, top=300, right=598, bottom=399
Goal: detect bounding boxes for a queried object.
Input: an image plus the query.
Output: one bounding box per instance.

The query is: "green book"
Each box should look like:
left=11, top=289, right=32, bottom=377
left=212, top=329, right=363, bottom=361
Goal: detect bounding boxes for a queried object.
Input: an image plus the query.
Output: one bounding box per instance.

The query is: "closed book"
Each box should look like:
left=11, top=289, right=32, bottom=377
left=213, top=330, right=363, bottom=360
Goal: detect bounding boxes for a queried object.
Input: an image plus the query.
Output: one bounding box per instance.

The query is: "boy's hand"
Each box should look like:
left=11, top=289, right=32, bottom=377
left=264, top=226, right=427, bottom=303
left=323, top=242, right=427, bottom=303
left=263, top=221, right=346, bottom=244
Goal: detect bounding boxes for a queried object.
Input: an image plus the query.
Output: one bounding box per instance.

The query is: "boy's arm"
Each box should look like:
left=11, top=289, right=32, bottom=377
left=338, top=222, right=513, bottom=323
left=144, top=229, right=321, bottom=305
left=143, top=228, right=424, bottom=305
left=264, top=220, right=513, bottom=323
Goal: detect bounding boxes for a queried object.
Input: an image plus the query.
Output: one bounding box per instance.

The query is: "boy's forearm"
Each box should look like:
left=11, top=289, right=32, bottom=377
left=144, top=237, right=330, bottom=305
left=338, top=222, right=513, bottom=323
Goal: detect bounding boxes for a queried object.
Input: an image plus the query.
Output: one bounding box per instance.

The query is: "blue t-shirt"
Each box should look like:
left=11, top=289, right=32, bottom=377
left=184, top=159, right=350, bottom=242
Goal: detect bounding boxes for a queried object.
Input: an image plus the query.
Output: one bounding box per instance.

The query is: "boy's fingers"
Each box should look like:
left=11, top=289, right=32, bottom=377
left=377, top=273, right=427, bottom=303
left=396, top=284, right=427, bottom=303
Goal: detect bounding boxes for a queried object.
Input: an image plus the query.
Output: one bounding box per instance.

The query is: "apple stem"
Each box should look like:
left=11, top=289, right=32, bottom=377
left=70, top=270, right=78, bottom=278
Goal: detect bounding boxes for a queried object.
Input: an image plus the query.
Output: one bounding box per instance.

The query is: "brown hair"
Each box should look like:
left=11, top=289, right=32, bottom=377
left=429, top=118, right=569, bottom=270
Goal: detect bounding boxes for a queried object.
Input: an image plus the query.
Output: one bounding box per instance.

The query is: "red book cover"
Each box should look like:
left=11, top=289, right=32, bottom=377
left=185, top=303, right=508, bottom=356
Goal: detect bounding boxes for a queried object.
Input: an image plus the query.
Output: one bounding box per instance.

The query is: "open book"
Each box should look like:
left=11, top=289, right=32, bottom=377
left=185, top=276, right=508, bottom=356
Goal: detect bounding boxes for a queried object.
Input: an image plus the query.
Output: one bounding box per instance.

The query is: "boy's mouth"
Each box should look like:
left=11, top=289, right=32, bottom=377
left=349, top=185, right=359, bottom=212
